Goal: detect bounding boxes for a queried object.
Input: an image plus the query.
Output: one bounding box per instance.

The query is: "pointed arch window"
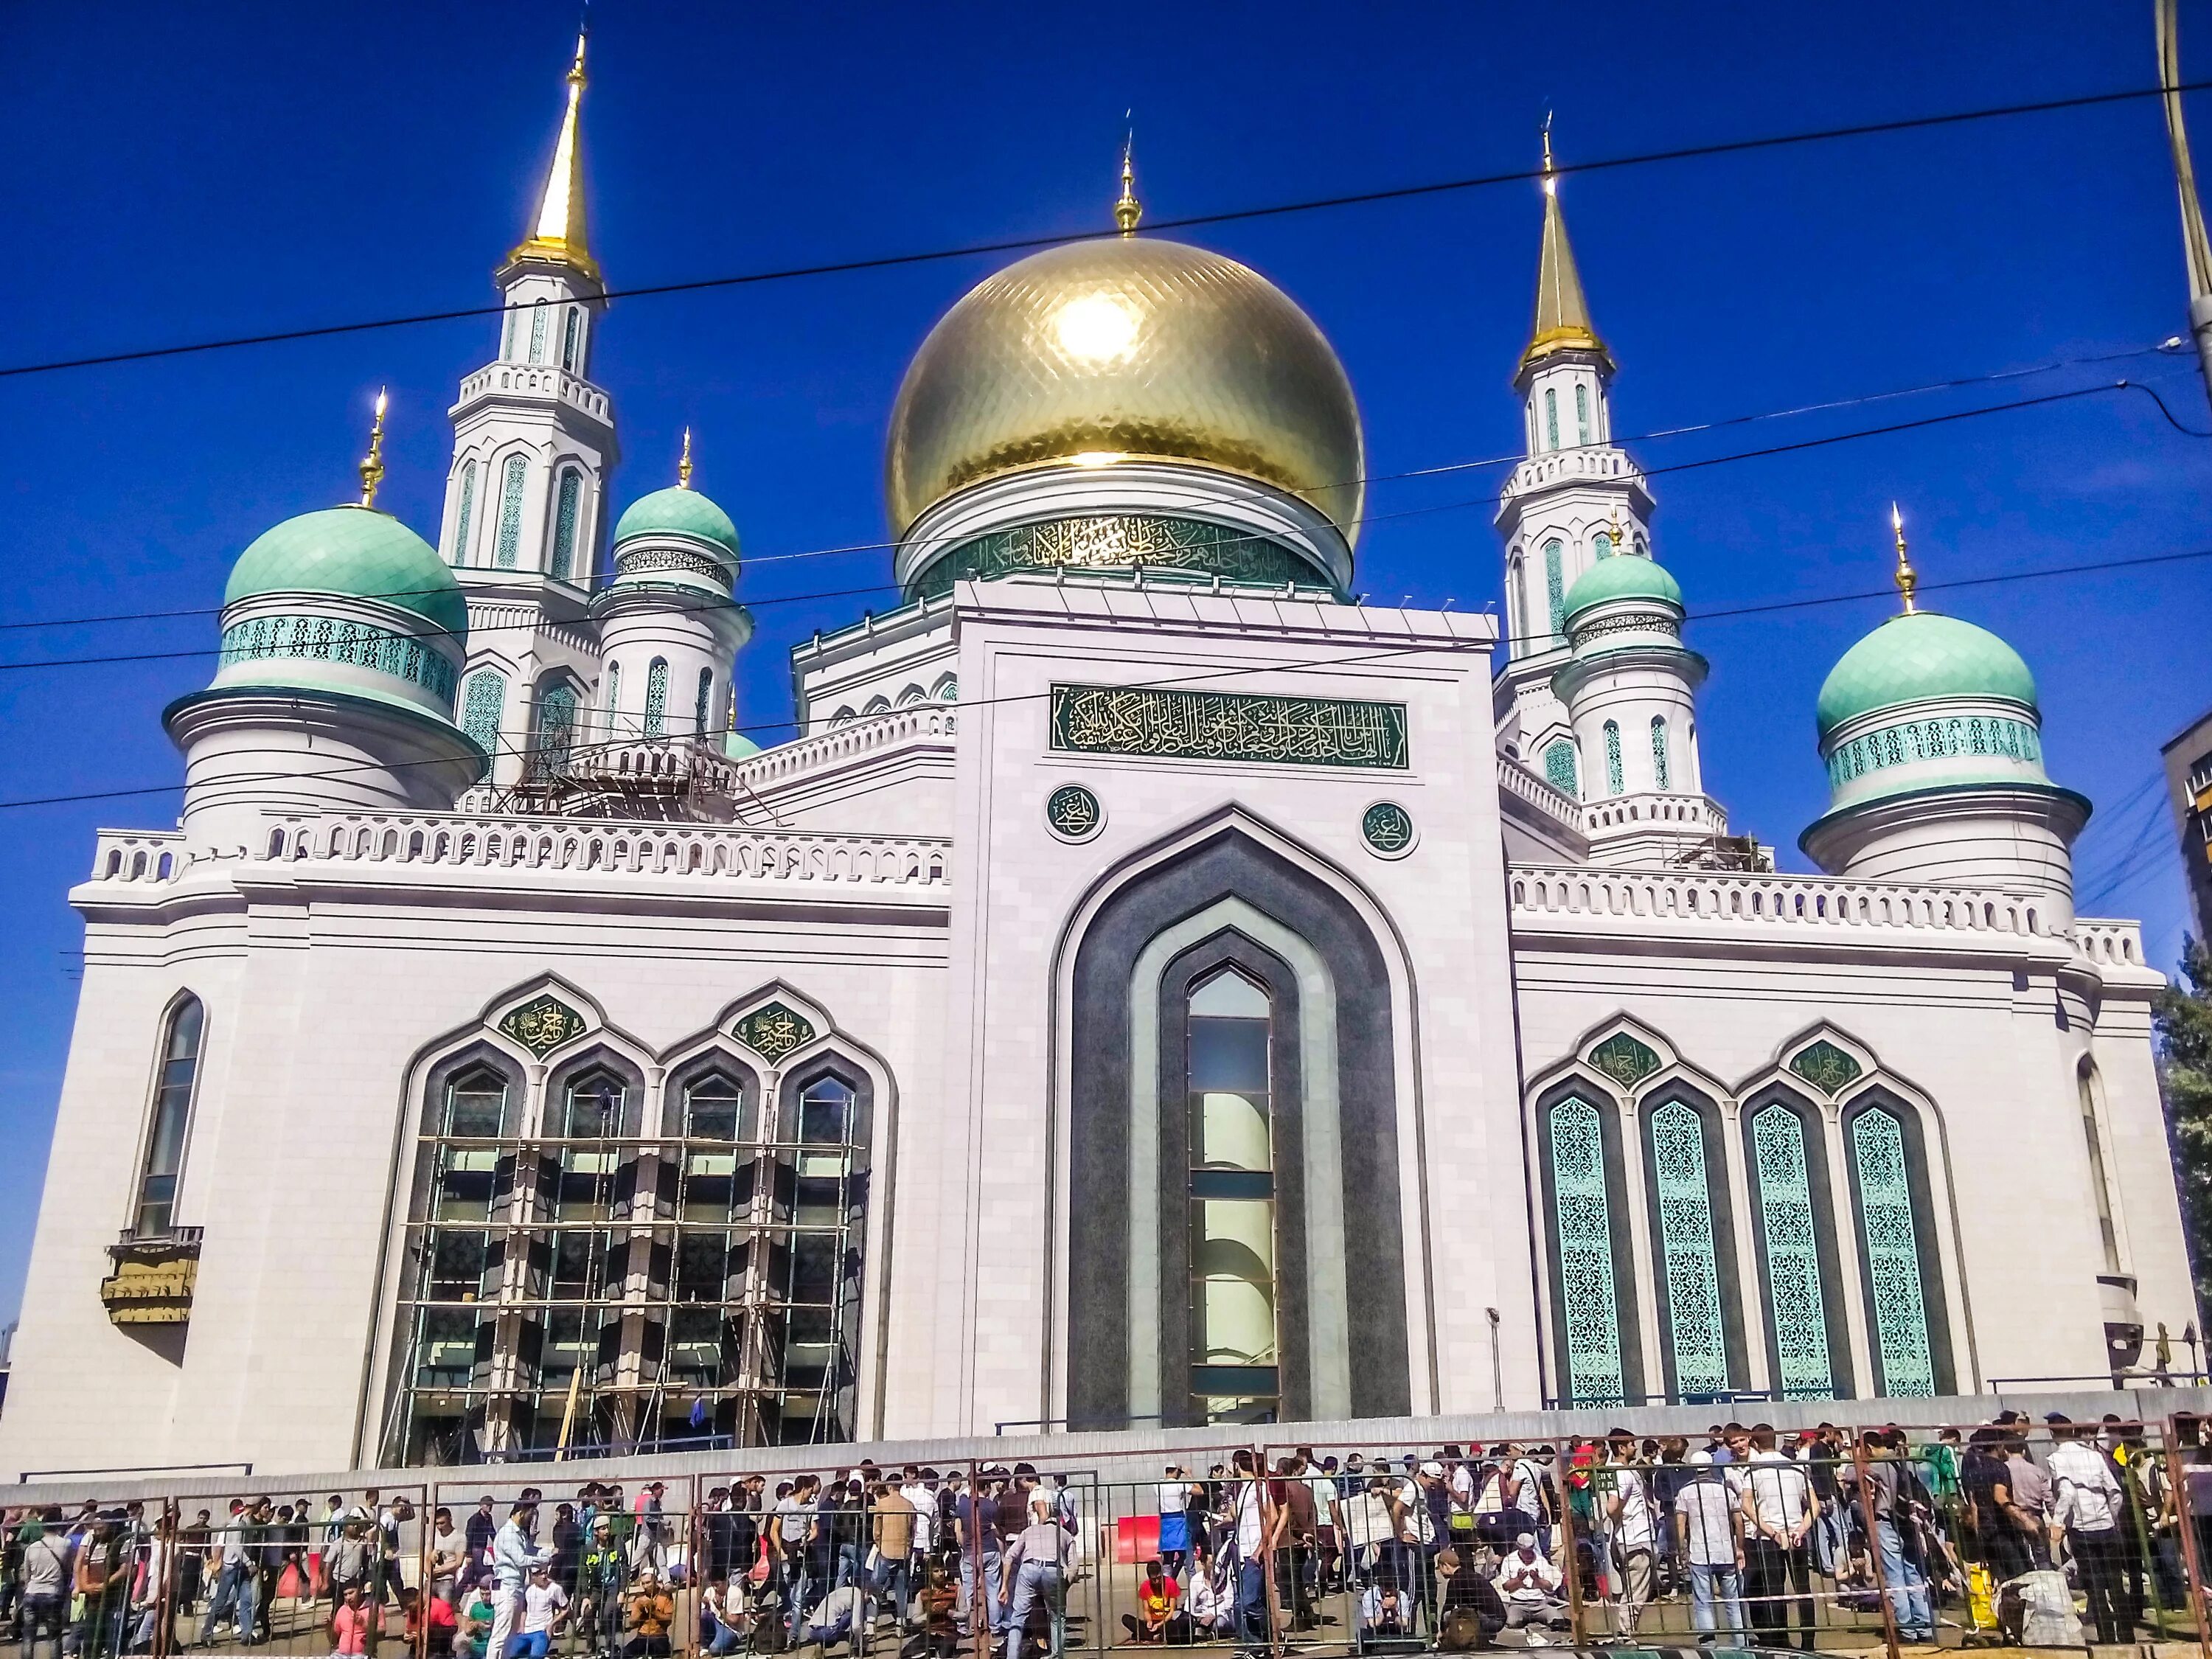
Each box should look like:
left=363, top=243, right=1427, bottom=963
left=603, top=661, right=622, bottom=735
left=452, top=461, right=479, bottom=566
left=1187, top=967, right=1279, bottom=1423
left=1543, top=738, right=1579, bottom=797
left=461, top=670, right=507, bottom=754
left=1548, top=1094, right=1628, bottom=1405
left=561, top=307, right=582, bottom=373
left=2079, top=1064, right=2121, bottom=1272
left=1646, top=1099, right=1732, bottom=1398
left=549, top=469, right=582, bottom=582
left=531, top=681, right=578, bottom=779
left=1543, top=540, right=1565, bottom=639
left=1592, top=530, right=1613, bottom=560
left=529, top=299, right=549, bottom=364
left=1575, top=383, right=1591, bottom=446
left=695, top=668, right=714, bottom=736
left=644, top=658, right=669, bottom=737
left=495, top=455, right=528, bottom=568
left=1544, top=387, right=1560, bottom=451
left=1651, top=717, right=1671, bottom=790
left=1849, top=1104, right=1938, bottom=1397
left=1604, top=720, right=1624, bottom=794
left=133, top=997, right=205, bottom=1235
left=1747, top=1101, right=1837, bottom=1399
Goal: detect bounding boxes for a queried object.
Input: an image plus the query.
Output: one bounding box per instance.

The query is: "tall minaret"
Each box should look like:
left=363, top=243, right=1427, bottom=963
left=1492, top=125, right=1655, bottom=796
left=445, top=31, right=619, bottom=800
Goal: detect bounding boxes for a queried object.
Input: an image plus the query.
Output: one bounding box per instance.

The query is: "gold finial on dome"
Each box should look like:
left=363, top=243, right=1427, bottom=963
left=506, top=29, right=600, bottom=282
left=1891, top=502, right=1919, bottom=613
left=678, top=427, right=694, bottom=490
left=1114, top=124, right=1142, bottom=236
left=1519, top=116, right=1611, bottom=379
left=356, top=388, right=389, bottom=509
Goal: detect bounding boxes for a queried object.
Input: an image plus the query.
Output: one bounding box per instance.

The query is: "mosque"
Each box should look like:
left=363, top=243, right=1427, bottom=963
left=0, top=38, right=2187, bottom=1477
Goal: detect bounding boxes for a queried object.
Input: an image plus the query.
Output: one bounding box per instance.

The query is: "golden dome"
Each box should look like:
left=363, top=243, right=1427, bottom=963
left=885, top=237, right=1364, bottom=540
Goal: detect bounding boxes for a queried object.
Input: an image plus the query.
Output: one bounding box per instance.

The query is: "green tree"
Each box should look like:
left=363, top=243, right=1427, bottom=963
left=2157, top=939, right=2212, bottom=1316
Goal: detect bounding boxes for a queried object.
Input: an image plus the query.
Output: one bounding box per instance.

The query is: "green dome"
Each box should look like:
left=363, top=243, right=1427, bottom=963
left=1562, top=553, right=1683, bottom=624
left=1815, top=611, right=2037, bottom=740
left=722, top=728, right=762, bottom=760
left=225, top=507, right=465, bottom=639
left=614, top=487, right=739, bottom=558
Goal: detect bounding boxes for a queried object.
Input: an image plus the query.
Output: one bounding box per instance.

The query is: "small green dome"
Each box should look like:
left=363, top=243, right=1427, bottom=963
left=614, top=487, right=739, bottom=558
left=1562, top=553, right=1683, bottom=624
left=722, top=728, right=762, bottom=761
left=225, top=507, right=465, bottom=639
left=1816, top=611, right=2037, bottom=740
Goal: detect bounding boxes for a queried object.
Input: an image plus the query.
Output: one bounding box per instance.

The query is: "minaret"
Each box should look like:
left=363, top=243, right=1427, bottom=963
left=1492, top=124, right=1655, bottom=789
left=444, top=30, right=619, bottom=801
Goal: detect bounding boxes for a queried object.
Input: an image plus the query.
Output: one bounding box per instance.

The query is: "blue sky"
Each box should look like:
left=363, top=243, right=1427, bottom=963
left=3, top=0, right=2211, bottom=1326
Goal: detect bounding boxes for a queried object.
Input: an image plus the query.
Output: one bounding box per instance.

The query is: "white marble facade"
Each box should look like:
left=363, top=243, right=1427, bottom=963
left=0, top=58, right=2188, bottom=1478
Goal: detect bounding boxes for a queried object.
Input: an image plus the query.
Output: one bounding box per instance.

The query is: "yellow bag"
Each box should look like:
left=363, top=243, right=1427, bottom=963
left=1966, top=1562, right=1995, bottom=1630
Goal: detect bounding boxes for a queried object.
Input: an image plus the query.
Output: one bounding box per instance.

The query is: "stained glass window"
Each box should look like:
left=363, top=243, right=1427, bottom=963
left=461, top=671, right=506, bottom=754
left=1575, top=383, right=1590, bottom=445
left=1649, top=1102, right=1730, bottom=1397
left=550, top=470, right=581, bottom=581
left=695, top=668, right=714, bottom=736
left=1852, top=1107, right=1935, bottom=1397
left=532, top=681, right=577, bottom=779
left=1543, top=540, right=1565, bottom=639
left=644, top=658, right=669, bottom=738
left=495, top=455, right=527, bottom=568
left=135, top=997, right=204, bottom=1235
left=1751, top=1103, right=1834, bottom=1399
left=452, top=462, right=478, bottom=566
left=1551, top=1096, right=1626, bottom=1405
left=1543, top=739, right=1579, bottom=797
left=1652, top=717, right=1671, bottom=790
left=1604, top=721, right=1624, bottom=795
left=1545, top=388, right=1559, bottom=451
left=529, top=299, right=549, bottom=364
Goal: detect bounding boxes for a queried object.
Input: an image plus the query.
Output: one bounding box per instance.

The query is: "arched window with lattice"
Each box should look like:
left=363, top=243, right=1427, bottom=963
left=1543, top=540, right=1565, bottom=639
left=549, top=469, right=582, bottom=582
left=1651, top=716, right=1671, bottom=790
left=644, top=659, right=669, bottom=738
left=494, top=455, right=528, bottom=568
left=1543, top=739, right=1579, bottom=798
left=1604, top=720, right=1624, bottom=795
left=1543, top=1091, right=1636, bottom=1406
left=451, top=461, right=479, bottom=566
left=1845, top=1096, right=1950, bottom=1396
left=531, top=680, right=578, bottom=779
left=1743, top=1093, right=1846, bottom=1399
left=460, top=671, right=507, bottom=756
left=1641, top=1094, right=1741, bottom=1400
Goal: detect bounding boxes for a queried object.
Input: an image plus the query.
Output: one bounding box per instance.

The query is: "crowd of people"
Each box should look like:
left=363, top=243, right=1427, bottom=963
left=4, top=1411, right=2212, bottom=1658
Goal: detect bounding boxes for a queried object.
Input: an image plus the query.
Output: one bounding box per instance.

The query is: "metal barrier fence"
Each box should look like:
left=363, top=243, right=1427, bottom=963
left=14, top=1417, right=2212, bottom=1658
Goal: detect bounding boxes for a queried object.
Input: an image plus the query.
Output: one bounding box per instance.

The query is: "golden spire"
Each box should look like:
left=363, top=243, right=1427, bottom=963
left=356, top=388, right=389, bottom=509
left=1891, top=502, right=1919, bottom=613
left=1518, top=117, right=1611, bottom=378
left=506, top=31, right=600, bottom=282
left=1608, top=503, right=1626, bottom=557
left=1114, top=125, right=1142, bottom=236
left=677, top=427, right=694, bottom=490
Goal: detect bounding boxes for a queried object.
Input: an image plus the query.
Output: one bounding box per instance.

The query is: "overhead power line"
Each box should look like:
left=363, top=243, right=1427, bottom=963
left=4, top=79, right=2210, bottom=383
left=3, top=537, right=2208, bottom=814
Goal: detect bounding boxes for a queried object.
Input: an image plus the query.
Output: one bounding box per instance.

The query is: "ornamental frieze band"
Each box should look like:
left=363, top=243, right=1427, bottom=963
left=1048, top=682, right=1408, bottom=769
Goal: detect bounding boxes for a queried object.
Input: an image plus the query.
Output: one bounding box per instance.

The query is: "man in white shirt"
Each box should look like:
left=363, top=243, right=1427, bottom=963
left=1229, top=1451, right=1273, bottom=1655
left=2046, top=1417, right=2129, bottom=1643
left=1494, top=1533, right=1567, bottom=1646
left=487, top=1502, right=555, bottom=1659
left=1673, top=1452, right=1745, bottom=1640
left=513, top=1562, right=568, bottom=1659
left=1603, top=1435, right=1658, bottom=1636
left=1736, top=1428, right=1819, bottom=1652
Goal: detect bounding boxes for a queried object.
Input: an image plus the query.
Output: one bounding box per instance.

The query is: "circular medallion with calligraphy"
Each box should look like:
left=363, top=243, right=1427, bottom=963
left=1360, top=800, right=1416, bottom=858
left=1045, top=783, right=1105, bottom=843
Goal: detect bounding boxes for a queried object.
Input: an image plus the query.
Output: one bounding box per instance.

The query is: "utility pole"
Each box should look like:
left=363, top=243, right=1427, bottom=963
left=2157, top=0, right=2212, bottom=414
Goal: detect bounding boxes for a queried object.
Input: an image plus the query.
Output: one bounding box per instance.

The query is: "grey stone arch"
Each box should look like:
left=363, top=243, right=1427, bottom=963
left=1533, top=1074, right=1646, bottom=1407
left=1840, top=1086, right=1957, bottom=1397
left=1634, top=1082, right=1751, bottom=1401
left=658, top=1046, right=765, bottom=1139
left=771, top=1049, right=878, bottom=1440
left=1065, top=826, right=1411, bottom=1430
left=1737, top=1083, right=1856, bottom=1401
left=539, top=1044, right=658, bottom=1385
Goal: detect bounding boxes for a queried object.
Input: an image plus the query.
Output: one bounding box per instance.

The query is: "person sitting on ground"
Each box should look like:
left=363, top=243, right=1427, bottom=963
left=454, top=1574, right=497, bottom=1659
left=1120, top=1558, right=1181, bottom=1644
left=1183, top=1550, right=1231, bottom=1640
left=1434, top=1548, right=1507, bottom=1652
left=796, top=1581, right=877, bottom=1654
left=332, top=1583, right=374, bottom=1658
left=700, top=1572, right=746, bottom=1657
left=402, top=1585, right=459, bottom=1659
left=512, top=1561, right=569, bottom=1659
left=911, top=1561, right=959, bottom=1658
left=621, top=1568, right=675, bottom=1659
left=1360, top=1579, right=1410, bottom=1640
left=1494, top=1534, right=1568, bottom=1647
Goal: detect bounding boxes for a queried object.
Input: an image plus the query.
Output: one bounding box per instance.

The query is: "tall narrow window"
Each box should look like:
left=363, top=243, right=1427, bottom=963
left=495, top=456, right=528, bottom=568
left=1592, top=530, right=1614, bottom=560
left=695, top=669, right=714, bottom=736
left=501, top=305, right=517, bottom=361
left=1575, top=383, right=1591, bottom=446
left=1543, top=739, right=1579, bottom=797
left=1543, top=540, right=1565, bottom=639
left=1750, top=1102, right=1834, bottom=1399
left=775, top=1072, right=866, bottom=1442
left=2079, top=1066, right=2121, bottom=1272
left=549, top=470, right=582, bottom=581
left=461, top=670, right=507, bottom=754
left=1851, top=1106, right=1936, bottom=1396
left=1550, top=1096, right=1627, bottom=1405
left=531, top=681, right=578, bottom=778
left=1604, top=720, right=1624, bottom=795
left=561, top=308, right=581, bottom=372
left=452, top=461, right=479, bottom=566
left=134, top=997, right=204, bottom=1234
left=644, top=659, right=669, bottom=737
left=529, top=299, right=549, bottom=364
left=1187, top=970, right=1277, bottom=1423
left=1651, top=717, right=1671, bottom=790
left=1648, top=1101, right=1729, bottom=1397
left=1545, top=388, right=1560, bottom=451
